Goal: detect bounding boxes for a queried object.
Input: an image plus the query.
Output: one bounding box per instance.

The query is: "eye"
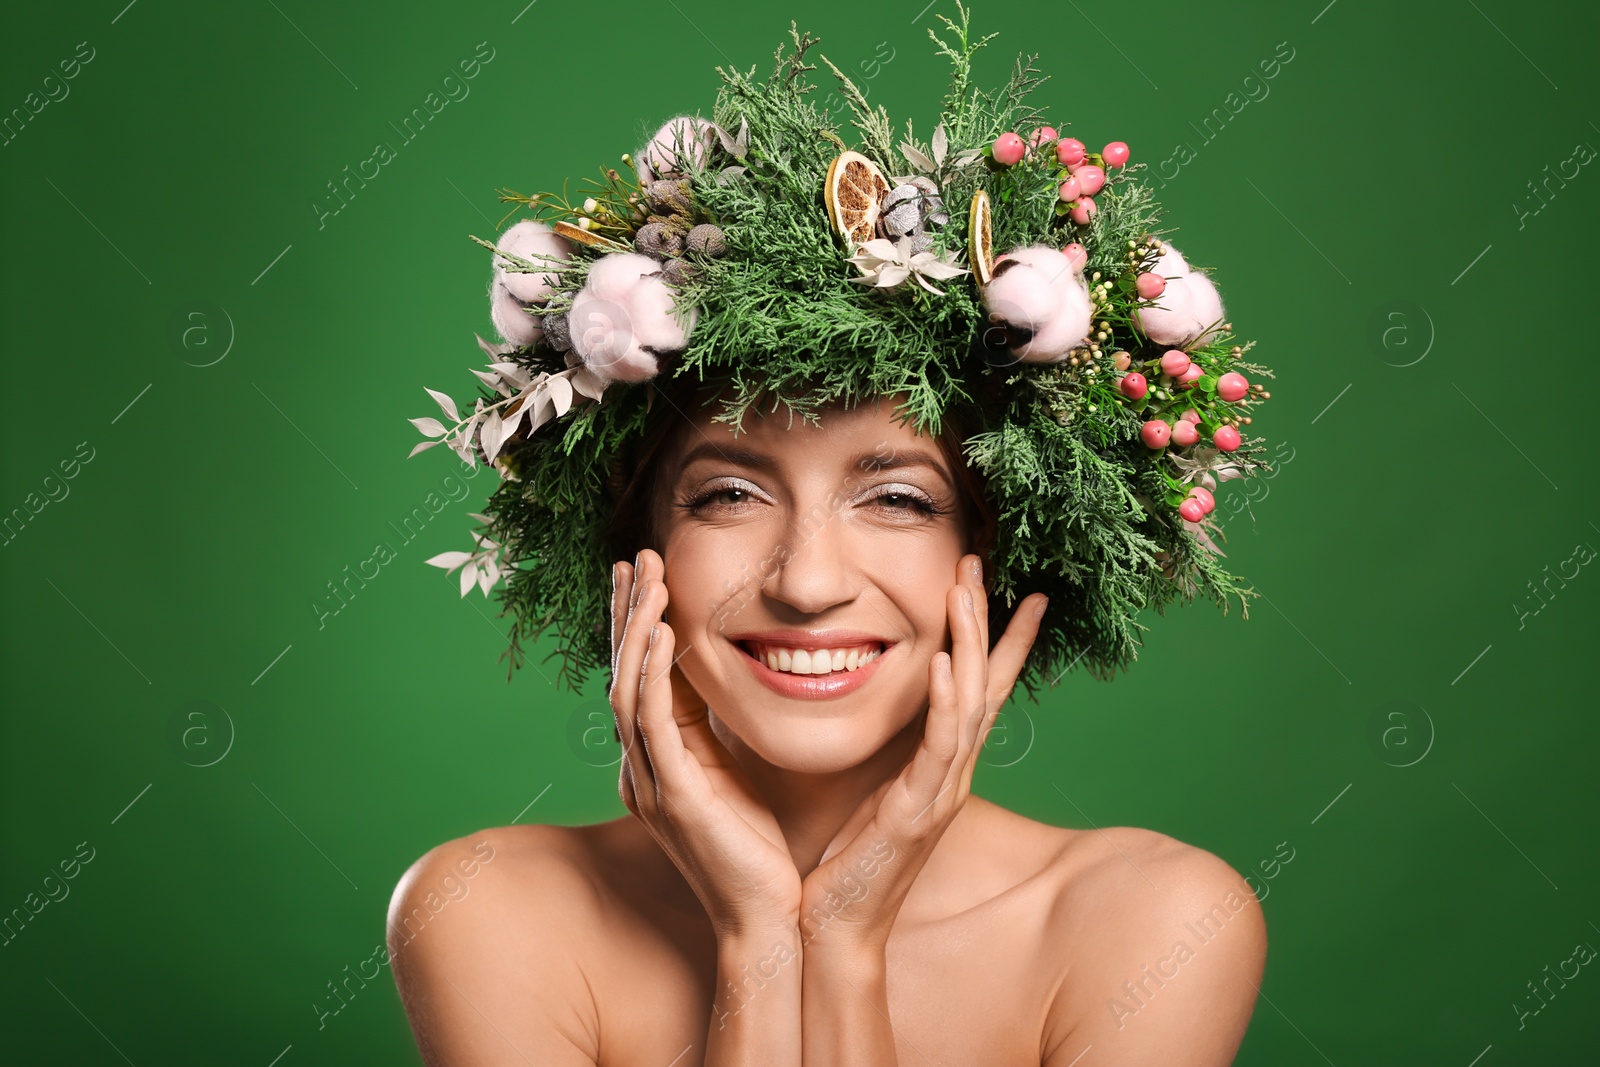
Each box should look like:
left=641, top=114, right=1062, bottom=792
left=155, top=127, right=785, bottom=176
left=680, top=479, right=763, bottom=513
left=865, top=486, right=941, bottom=516
left=698, top=487, right=750, bottom=507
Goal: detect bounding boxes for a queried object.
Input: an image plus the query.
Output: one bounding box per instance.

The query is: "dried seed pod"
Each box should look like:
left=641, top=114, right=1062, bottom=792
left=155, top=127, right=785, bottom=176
left=645, top=178, right=693, bottom=217
left=542, top=310, right=572, bottom=351
left=660, top=257, right=702, bottom=287
left=685, top=223, right=726, bottom=257
left=634, top=222, right=682, bottom=258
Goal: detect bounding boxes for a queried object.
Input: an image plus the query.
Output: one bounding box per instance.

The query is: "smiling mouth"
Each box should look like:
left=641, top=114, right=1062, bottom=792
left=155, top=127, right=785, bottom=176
left=736, top=640, right=887, bottom=677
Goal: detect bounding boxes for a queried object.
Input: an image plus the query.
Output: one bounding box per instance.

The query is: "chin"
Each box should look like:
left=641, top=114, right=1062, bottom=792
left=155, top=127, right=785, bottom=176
left=722, top=712, right=915, bottom=775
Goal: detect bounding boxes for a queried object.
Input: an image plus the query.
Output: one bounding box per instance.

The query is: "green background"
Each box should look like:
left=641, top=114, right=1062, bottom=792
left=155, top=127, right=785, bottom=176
left=3, top=0, right=1597, bottom=1062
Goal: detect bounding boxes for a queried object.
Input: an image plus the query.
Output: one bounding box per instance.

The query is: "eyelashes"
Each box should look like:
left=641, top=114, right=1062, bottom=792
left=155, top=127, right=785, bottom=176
left=676, top=479, right=946, bottom=518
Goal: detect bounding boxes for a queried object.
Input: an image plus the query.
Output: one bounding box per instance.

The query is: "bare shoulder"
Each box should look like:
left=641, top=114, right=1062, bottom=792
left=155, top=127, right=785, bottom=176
left=1038, top=825, right=1267, bottom=1066
left=384, top=822, right=611, bottom=1067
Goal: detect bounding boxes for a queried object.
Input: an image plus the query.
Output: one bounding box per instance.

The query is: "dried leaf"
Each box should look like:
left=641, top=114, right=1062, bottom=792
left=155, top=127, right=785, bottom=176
left=424, top=387, right=460, bottom=423
left=407, top=439, right=442, bottom=459
left=480, top=409, right=504, bottom=461
left=931, top=123, right=948, bottom=166
left=488, top=361, right=534, bottom=391
left=570, top=366, right=608, bottom=403
left=546, top=375, right=574, bottom=417
left=899, top=142, right=936, bottom=173
left=409, top=416, right=448, bottom=438
left=459, top=563, right=479, bottom=597
left=476, top=332, right=517, bottom=360
left=425, top=551, right=474, bottom=571
left=471, top=367, right=511, bottom=395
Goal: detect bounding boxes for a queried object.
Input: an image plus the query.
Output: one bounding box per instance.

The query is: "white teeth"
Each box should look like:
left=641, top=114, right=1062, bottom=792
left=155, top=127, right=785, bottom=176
left=751, top=642, right=883, bottom=676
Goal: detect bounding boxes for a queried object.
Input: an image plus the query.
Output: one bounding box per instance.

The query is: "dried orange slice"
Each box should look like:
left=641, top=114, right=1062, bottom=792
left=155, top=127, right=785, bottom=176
left=551, top=219, right=631, bottom=253
left=968, top=189, right=994, bottom=286
left=824, top=150, right=891, bottom=249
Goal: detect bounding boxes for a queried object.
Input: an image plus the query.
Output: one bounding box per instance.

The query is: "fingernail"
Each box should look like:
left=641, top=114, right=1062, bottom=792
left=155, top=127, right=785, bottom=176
left=1035, top=597, right=1048, bottom=620
left=612, top=562, right=620, bottom=590
left=962, top=588, right=974, bottom=612
left=649, top=624, right=659, bottom=647
left=970, top=558, right=983, bottom=582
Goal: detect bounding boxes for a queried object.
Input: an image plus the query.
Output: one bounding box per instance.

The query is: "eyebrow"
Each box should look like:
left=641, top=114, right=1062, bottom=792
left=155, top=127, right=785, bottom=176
left=676, top=442, right=952, bottom=484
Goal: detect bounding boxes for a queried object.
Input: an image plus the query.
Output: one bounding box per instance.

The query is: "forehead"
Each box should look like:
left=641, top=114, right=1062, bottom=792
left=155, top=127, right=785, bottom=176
left=665, top=395, right=950, bottom=476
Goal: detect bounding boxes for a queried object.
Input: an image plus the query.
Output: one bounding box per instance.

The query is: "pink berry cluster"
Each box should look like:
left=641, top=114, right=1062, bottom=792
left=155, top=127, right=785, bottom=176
left=1116, top=353, right=1252, bottom=454
left=989, top=127, right=1130, bottom=226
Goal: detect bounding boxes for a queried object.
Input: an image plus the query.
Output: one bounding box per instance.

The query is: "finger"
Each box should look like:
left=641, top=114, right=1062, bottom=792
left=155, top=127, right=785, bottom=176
left=890, top=651, right=961, bottom=833
left=631, top=547, right=661, bottom=615
left=613, top=574, right=666, bottom=809
left=618, top=756, right=640, bottom=817
left=965, top=554, right=989, bottom=654
left=947, top=580, right=986, bottom=759
left=636, top=619, right=698, bottom=802
left=611, top=560, right=634, bottom=676
left=980, top=594, right=1049, bottom=732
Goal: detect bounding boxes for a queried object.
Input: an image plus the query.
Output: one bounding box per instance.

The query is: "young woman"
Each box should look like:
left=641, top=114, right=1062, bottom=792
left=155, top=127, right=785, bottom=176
left=389, top=11, right=1278, bottom=1059
left=385, top=384, right=1267, bottom=1065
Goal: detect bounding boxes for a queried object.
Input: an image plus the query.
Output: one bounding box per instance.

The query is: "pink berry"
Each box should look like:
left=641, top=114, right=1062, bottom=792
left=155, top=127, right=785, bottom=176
left=1179, top=407, right=1201, bottom=423
left=1061, top=242, right=1087, bottom=271
left=1178, top=498, right=1206, bottom=522
left=1056, top=137, right=1086, bottom=167
left=1169, top=419, right=1199, bottom=447
left=993, top=132, right=1026, bottom=166
left=1069, top=197, right=1097, bottom=225
left=1217, top=372, right=1249, bottom=402
left=1159, top=349, right=1191, bottom=377
left=1141, top=419, right=1171, bottom=448
left=1187, top=485, right=1215, bottom=513
left=1135, top=271, right=1165, bottom=299
left=1213, top=425, right=1242, bottom=451
left=1029, top=125, right=1058, bottom=148
left=1119, top=372, right=1148, bottom=399
left=1070, top=164, right=1106, bottom=197
left=1057, top=177, right=1081, bottom=201
left=1177, top=363, right=1205, bottom=387
left=1102, top=141, right=1130, bottom=168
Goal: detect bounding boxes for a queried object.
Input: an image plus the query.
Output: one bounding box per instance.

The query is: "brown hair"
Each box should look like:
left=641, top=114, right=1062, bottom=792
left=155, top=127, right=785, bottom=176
left=600, top=373, right=999, bottom=599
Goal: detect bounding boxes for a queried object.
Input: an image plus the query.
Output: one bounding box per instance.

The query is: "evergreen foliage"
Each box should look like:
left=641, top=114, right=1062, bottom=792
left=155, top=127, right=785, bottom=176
left=425, top=1, right=1271, bottom=699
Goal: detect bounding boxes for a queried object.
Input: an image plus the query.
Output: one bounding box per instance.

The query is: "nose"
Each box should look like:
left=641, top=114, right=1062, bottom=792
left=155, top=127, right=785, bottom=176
left=759, top=496, right=859, bottom=616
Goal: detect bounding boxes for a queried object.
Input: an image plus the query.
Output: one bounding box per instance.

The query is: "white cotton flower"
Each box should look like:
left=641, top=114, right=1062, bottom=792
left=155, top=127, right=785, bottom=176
left=633, top=115, right=718, bottom=184
left=569, top=252, right=697, bottom=383
left=489, top=220, right=574, bottom=347
left=1132, top=242, right=1226, bottom=348
left=845, top=235, right=970, bottom=296
left=980, top=245, right=1093, bottom=362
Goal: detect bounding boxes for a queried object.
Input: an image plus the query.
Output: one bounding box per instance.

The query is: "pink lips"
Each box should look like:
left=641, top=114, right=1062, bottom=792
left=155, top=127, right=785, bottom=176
left=734, top=639, right=891, bottom=700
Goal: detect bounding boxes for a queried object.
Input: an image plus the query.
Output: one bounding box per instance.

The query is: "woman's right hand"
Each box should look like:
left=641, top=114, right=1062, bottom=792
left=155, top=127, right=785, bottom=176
left=611, top=548, right=803, bottom=940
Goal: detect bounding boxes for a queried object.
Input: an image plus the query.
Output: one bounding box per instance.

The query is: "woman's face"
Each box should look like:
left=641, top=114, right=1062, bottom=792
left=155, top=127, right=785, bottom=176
left=652, top=392, right=974, bottom=774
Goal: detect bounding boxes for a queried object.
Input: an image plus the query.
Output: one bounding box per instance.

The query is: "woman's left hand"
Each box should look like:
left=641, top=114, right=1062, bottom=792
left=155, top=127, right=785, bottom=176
left=795, top=554, right=1047, bottom=956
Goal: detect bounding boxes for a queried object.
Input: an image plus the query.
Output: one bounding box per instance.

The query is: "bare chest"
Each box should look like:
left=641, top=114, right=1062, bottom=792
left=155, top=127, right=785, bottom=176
left=588, top=893, right=1059, bottom=1066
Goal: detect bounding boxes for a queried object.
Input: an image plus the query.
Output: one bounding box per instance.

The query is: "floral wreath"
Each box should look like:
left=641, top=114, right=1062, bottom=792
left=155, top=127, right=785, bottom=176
left=408, top=2, right=1276, bottom=698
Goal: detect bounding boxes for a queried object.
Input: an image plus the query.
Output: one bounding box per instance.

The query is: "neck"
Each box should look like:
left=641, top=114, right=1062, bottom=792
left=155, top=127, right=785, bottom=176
left=708, top=706, right=928, bottom=879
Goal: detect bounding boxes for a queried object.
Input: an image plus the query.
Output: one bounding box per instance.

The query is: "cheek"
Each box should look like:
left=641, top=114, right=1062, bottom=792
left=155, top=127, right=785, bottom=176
left=661, top=529, right=777, bottom=638
left=875, top=537, right=967, bottom=646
